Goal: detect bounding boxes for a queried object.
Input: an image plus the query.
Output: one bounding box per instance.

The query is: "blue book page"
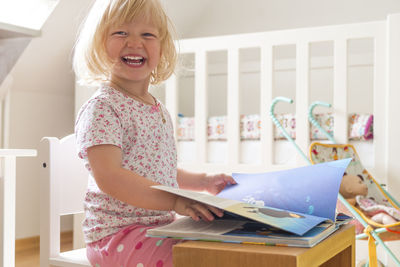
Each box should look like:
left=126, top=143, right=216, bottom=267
left=218, top=159, right=351, bottom=221
left=224, top=202, right=327, bottom=236
left=223, top=221, right=332, bottom=241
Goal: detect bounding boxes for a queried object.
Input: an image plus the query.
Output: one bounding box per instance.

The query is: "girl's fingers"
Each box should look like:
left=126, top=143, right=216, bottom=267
left=207, top=205, right=224, bottom=218
left=183, top=198, right=224, bottom=222
left=192, top=203, right=214, bottom=221
left=230, top=178, right=237, bottom=184
left=194, top=202, right=224, bottom=221
left=224, top=174, right=237, bottom=184
left=185, top=207, right=200, bottom=221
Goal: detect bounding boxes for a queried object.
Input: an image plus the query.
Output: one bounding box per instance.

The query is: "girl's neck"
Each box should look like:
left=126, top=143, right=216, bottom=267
left=107, top=79, right=155, bottom=106
left=109, top=76, right=149, bottom=95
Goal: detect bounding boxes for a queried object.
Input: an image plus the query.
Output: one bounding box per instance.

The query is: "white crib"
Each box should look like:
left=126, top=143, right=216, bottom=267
left=159, top=13, right=400, bottom=187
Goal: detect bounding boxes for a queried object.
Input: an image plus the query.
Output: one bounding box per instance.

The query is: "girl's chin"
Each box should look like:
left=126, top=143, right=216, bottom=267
left=113, top=74, right=151, bottom=84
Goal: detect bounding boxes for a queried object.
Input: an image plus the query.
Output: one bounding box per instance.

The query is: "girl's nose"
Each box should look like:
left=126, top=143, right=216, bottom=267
left=126, top=37, right=143, bottom=48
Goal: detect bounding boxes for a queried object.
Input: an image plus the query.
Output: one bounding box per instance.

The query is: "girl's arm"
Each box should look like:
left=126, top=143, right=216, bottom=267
left=177, top=169, right=236, bottom=195
left=87, top=144, right=222, bottom=221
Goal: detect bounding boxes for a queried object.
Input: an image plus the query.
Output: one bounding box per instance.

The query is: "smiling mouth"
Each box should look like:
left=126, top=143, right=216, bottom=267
left=121, top=55, right=146, bottom=66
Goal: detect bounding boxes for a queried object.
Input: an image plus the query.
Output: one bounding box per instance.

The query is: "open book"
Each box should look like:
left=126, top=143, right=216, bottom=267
left=147, top=158, right=352, bottom=247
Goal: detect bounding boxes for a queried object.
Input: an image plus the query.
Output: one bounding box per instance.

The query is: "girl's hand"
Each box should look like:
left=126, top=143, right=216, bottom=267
left=204, top=173, right=237, bottom=195
left=173, top=196, right=224, bottom=222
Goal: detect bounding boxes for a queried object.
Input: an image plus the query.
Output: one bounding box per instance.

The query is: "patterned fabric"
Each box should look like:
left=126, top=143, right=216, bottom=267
left=240, top=114, right=261, bottom=140
left=349, top=114, right=373, bottom=140
left=87, top=224, right=183, bottom=267
left=207, top=116, right=227, bottom=140
left=273, top=113, right=296, bottom=140
left=75, top=85, right=177, bottom=243
left=356, top=196, right=400, bottom=221
left=176, top=113, right=373, bottom=141
left=310, top=143, right=390, bottom=207
left=177, top=116, right=195, bottom=140
left=310, top=113, right=334, bottom=140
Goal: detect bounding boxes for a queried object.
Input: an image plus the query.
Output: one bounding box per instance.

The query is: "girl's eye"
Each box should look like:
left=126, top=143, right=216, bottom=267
left=143, top=32, right=157, bottom=38
left=112, top=31, right=127, bottom=36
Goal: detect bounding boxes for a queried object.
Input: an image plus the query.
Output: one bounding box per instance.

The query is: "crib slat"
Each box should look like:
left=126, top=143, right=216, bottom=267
left=387, top=14, right=400, bottom=200
left=195, top=51, right=208, bottom=164
left=373, top=28, right=387, bottom=180
left=295, top=41, right=310, bottom=164
left=260, top=45, right=274, bottom=166
left=333, top=39, right=348, bottom=144
left=177, top=22, right=384, bottom=52
left=227, top=48, right=240, bottom=166
left=165, top=74, right=178, bottom=140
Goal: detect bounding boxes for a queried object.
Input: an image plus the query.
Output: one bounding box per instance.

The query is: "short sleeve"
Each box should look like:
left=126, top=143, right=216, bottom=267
left=75, top=98, right=123, bottom=160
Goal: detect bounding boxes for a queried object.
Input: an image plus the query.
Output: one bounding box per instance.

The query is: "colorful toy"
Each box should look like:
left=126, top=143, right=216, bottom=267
left=356, top=196, right=400, bottom=225
left=270, top=97, right=400, bottom=267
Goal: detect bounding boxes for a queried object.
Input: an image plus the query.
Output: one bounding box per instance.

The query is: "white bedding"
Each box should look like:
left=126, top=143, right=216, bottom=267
left=177, top=140, right=374, bottom=169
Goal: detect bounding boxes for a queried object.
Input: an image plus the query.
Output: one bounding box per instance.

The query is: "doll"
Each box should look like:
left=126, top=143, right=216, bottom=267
left=356, top=196, right=400, bottom=225
left=339, top=173, right=368, bottom=205
left=340, top=173, right=400, bottom=225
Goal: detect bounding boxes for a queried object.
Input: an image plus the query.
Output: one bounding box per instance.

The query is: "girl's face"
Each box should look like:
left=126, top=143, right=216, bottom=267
left=105, top=16, right=161, bottom=88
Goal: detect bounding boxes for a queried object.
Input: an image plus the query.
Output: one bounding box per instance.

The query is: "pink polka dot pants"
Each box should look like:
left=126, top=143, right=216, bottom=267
left=87, top=224, right=182, bottom=267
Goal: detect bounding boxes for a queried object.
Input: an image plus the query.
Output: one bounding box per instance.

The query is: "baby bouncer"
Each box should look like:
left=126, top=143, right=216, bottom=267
left=270, top=97, right=400, bottom=267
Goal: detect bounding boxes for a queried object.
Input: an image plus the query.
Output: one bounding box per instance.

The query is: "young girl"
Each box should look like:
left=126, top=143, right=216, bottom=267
left=73, top=0, right=236, bottom=266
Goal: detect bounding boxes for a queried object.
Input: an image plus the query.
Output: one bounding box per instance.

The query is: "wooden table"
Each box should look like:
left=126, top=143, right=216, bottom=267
left=173, top=224, right=355, bottom=267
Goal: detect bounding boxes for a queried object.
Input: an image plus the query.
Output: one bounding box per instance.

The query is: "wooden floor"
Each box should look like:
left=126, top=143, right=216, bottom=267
left=15, top=233, right=73, bottom=267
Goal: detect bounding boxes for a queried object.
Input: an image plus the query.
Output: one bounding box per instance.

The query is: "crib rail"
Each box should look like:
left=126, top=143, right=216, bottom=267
left=166, top=14, right=400, bottom=181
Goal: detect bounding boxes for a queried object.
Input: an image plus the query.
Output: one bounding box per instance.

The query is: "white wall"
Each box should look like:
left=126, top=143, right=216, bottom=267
left=0, top=38, right=30, bottom=86
left=6, top=0, right=92, bottom=239
left=176, top=0, right=400, bottom=38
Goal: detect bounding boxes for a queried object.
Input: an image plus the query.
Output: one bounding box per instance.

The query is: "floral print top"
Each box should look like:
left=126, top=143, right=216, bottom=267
left=75, top=85, right=177, bottom=243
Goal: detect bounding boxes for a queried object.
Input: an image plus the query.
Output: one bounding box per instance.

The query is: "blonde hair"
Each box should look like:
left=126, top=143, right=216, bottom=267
left=73, top=0, right=177, bottom=85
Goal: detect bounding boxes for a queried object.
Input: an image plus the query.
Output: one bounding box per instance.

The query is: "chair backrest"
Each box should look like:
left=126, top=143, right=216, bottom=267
left=39, top=134, right=89, bottom=267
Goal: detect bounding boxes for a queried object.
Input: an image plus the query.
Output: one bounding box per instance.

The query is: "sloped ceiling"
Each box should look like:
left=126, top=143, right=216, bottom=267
left=0, top=0, right=211, bottom=39
left=0, top=23, right=40, bottom=38
left=162, top=0, right=400, bottom=39
left=0, top=0, right=56, bottom=38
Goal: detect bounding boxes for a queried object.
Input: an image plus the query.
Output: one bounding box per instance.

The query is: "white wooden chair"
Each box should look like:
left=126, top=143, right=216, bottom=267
left=39, top=135, right=91, bottom=267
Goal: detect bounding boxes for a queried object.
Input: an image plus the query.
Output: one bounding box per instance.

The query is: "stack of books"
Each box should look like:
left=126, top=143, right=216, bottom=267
left=148, top=159, right=352, bottom=247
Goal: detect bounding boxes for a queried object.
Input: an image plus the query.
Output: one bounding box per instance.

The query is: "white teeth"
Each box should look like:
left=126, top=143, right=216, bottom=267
left=126, top=61, right=142, bottom=65
left=122, top=55, right=145, bottom=65
left=123, top=56, right=144, bottom=60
